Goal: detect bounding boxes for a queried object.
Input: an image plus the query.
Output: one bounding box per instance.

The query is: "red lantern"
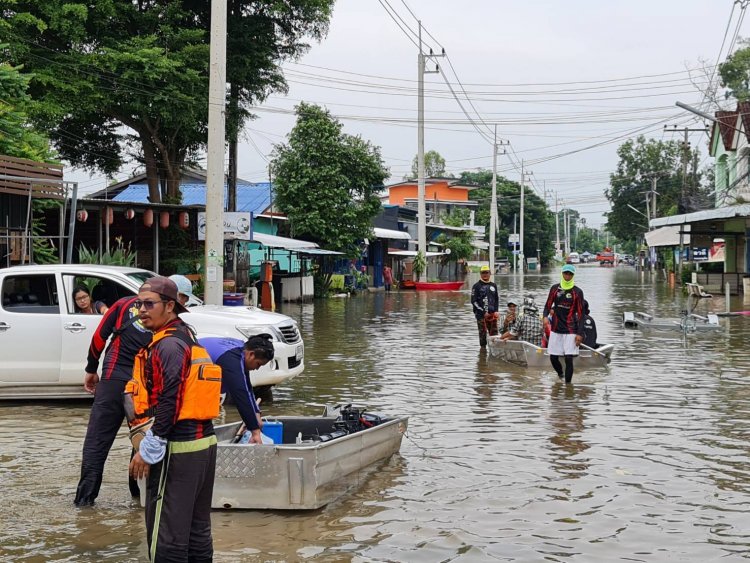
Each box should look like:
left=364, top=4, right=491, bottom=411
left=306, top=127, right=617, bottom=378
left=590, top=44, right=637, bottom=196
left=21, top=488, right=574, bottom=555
left=124, top=208, right=135, bottom=220
left=178, top=211, right=189, bottom=229
left=159, top=211, right=170, bottom=229
left=102, top=207, right=113, bottom=225
left=76, top=209, right=88, bottom=222
left=143, top=209, right=154, bottom=227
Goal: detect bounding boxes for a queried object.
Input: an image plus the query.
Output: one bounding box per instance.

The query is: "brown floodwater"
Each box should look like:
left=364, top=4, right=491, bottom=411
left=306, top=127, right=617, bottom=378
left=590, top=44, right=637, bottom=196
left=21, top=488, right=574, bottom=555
left=2, top=266, right=750, bottom=561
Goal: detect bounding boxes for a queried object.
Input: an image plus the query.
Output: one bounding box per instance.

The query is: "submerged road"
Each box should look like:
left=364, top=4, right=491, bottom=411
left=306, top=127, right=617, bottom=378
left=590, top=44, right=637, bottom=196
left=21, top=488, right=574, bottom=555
left=2, top=266, right=750, bottom=561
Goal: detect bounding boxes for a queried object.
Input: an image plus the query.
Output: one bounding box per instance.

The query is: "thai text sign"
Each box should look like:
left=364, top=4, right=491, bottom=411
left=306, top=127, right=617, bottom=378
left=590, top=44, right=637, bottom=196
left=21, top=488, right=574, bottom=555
left=197, top=212, right=252, bottom=241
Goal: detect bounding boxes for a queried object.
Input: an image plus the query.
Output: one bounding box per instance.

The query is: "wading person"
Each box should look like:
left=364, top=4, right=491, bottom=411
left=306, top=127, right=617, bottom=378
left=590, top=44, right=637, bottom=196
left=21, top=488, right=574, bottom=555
left=471, top=264, right=499, bottom=348
left=582, top=300, right=598, bottom=349
left=543, top=264, right=585, bottom=383
left=74, top=294, right=151, bottom=506
left=200, top=334, right=275, bottom=444
left=127, top=276, right=221, bottom=562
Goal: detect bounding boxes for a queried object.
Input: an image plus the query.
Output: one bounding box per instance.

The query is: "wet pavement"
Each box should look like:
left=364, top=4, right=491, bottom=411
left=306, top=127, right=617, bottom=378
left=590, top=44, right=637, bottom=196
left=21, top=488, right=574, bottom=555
left=2, top=266, right=750, bottom=561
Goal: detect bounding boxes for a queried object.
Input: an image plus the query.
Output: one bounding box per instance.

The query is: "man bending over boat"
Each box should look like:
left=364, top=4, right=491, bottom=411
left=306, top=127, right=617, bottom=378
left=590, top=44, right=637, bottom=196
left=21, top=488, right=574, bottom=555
left=471, top=264, right=499, bottom=348
left=582, top=300, right=598, bottom=349
left=543, top=264, right=585, bottom=383
left=200, top=334, right=275, bottom=444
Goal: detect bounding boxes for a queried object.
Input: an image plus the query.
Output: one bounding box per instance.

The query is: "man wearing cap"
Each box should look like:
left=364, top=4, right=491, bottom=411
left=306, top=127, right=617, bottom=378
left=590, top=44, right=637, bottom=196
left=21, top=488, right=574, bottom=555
left=127, top=276, right=219, bottom=562
left=471, top=265, right=499, bottom=347
left=500, top=301, right=518, bottom=334
left=543, top=264, right=585, bottom=383
left=169, top=274, right=196, bottom=307
left=503, top=297, right=544, bottom=347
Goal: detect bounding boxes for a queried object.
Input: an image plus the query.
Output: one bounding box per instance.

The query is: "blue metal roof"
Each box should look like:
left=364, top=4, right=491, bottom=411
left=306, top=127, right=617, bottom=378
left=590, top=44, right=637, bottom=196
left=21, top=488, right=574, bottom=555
left=113, top=183, right=272, bottom=215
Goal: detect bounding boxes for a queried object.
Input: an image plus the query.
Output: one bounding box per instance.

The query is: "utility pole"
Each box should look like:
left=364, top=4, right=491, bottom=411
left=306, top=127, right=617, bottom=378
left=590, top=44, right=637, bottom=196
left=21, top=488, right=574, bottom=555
left=513, top=213, right=517, bottom=272
left=519, top=160, right=532, bottom=274
left=489, top=131, right=507, bottom=275
left=204, top=0, right=228, bottom=305
left=663, top=125, right=708, bottom=213
left=555, top=192, right=560, bottom=259
left=416, top=22, right=445, bottom=281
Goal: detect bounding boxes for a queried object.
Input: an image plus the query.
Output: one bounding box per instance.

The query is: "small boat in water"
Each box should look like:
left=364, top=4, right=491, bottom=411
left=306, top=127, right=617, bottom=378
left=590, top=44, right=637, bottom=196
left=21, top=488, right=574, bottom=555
left=487, top=336, right=614, bottom=368
left=623, top=311, right=722, bottom=332
left=414, top=281, right=465, bottom=291
left=212, top=406, right=408, bottom=510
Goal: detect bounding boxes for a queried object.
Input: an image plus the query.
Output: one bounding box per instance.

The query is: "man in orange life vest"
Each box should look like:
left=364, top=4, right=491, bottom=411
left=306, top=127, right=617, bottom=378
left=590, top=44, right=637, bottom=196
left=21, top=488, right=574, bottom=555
left=127, top=276, right=221, bottom=562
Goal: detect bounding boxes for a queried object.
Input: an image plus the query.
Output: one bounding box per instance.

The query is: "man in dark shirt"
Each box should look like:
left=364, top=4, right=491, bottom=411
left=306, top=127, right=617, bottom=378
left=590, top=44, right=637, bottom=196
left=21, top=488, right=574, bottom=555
left=543, top=264, right=585, bottom=383
left=582, top=300, right=598, bottom=349
left=200, top=334, right=274, bottom=444
left=471, top=265, right=499, bottom=347
left=74, top=295, right=151, bottom=506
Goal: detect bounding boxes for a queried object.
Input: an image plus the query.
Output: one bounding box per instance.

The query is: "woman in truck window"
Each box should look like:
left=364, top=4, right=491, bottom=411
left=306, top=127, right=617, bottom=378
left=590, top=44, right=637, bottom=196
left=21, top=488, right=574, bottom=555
left=73, top=286, right=108, bottom=315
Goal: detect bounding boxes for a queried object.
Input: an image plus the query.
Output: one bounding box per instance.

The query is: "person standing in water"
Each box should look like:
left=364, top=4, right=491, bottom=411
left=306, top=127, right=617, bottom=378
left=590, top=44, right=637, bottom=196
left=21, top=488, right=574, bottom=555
left=470, top=265, right=499, bottom=348
left=543, top=264, right=585, bottom=383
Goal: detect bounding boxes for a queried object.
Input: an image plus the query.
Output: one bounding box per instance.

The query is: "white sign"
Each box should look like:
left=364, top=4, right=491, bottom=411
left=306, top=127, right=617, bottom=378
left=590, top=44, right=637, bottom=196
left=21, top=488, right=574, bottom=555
left=508, top=233, right=520, bottom=243
left=197, top=212, right=252, bottom=241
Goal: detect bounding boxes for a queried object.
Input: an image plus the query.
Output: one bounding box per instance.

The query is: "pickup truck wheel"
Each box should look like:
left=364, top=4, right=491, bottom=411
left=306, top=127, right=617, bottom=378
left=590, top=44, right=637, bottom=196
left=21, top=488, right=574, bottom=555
left=254, top=385, right=274, bottom=403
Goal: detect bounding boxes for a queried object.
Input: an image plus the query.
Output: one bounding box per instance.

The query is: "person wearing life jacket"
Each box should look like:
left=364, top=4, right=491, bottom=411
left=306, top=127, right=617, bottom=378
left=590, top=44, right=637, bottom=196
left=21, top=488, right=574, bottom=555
left=74, top=295, right=151, bottom=507
left=470, top=264, right=499, bottom=348
left=199, top=334, right=275, bottom=444
left=543, top=264, right=585, bottom=383
left=126, top=276, right=221, bottom=562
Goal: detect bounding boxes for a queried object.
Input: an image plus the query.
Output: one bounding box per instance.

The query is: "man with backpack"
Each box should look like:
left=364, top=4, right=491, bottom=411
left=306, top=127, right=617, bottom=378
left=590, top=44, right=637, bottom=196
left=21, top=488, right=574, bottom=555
left=127, top=276, right=221, bottom=562
left=74, top=294, right=151, bottom=507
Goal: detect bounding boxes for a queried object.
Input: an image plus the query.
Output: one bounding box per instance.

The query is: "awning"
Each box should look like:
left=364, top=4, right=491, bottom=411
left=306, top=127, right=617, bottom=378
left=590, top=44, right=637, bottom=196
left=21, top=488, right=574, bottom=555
left=472, top=240, right=489, bottom=250
left=373, top=227, right=411, bottom=240
left=388, top=250, right=447, bottom=257
left=644, top=225, right=691, bottom=247
left=297, top=248, right=344, bottom=255
left=650, top=204, right=750, bottom=227
left=252, top=232, right=318, bottom=249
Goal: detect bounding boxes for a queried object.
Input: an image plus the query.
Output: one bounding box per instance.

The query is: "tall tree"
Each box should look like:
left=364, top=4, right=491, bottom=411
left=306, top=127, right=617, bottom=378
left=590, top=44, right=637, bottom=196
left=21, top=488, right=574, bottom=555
left=410, top=149, right=448, bottom=178
left=604, top=136, right=705, bottom=243
left=0, top=60, right=54, bottom=161
left=459, top=169, right=556, bottom=264
left=271, top=103, right=387, bottom=255
left=0, top=1, right=333, bottom=202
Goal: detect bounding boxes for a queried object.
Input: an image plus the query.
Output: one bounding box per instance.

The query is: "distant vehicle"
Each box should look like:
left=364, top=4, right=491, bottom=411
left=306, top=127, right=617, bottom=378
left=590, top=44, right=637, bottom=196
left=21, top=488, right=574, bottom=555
left=619, top=254, right=635, bottom=266
left=596, top=247, right=615, bottom=266
left=0, top=265, right=304, bottom=399
left=567, top=252, right=580, bottom=264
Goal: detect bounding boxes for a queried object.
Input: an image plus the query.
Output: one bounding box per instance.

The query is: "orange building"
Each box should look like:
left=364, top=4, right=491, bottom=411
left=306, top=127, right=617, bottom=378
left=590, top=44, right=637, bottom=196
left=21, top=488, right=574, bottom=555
left=386, top=178, right=475, bottom=207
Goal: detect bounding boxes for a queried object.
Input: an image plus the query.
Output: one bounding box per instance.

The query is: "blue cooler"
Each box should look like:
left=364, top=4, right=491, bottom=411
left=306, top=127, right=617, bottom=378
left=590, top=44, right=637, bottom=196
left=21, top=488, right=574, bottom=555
left=262, top=420, right=283, bottom=444
left=223, top=292, right=245, bottom=306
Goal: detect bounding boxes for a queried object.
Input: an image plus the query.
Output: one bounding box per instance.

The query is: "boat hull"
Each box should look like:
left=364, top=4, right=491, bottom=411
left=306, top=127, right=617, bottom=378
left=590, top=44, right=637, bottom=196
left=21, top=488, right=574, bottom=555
left=212, top=415, right=408, bottom=510
left=414, top=281, right=465, bottom=291
left=487, top=337, right=613, bottom=368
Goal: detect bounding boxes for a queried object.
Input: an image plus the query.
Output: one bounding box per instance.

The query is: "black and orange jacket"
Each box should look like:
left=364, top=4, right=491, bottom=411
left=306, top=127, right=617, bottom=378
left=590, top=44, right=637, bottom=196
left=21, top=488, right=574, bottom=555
left=86, top=296, right=151, bottom=381
left=128, top=319, right=220, bottom=441
left=543, top=283, right=585, bottom=336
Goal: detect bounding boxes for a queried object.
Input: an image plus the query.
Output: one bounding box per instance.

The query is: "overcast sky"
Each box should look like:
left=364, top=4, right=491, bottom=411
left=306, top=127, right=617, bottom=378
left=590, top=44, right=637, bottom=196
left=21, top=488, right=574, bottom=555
left=71, top=1, right=744, bottom=228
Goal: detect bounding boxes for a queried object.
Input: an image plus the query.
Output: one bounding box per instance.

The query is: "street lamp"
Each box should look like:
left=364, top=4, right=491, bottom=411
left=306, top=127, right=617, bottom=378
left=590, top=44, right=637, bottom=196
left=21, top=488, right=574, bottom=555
left=675, top=101, right=744, bottom=134
left=627, top=203, right=650, bottom=223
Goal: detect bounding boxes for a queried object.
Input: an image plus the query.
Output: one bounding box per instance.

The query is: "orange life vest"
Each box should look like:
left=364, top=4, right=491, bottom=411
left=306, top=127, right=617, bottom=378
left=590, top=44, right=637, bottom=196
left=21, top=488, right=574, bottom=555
left=126, top=325, right=222, bottom=428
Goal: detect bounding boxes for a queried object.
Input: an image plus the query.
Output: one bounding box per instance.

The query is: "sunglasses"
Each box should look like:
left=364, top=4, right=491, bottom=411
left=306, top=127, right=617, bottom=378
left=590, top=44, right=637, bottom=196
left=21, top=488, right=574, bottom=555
left=134, top=299, right=166, bottom=310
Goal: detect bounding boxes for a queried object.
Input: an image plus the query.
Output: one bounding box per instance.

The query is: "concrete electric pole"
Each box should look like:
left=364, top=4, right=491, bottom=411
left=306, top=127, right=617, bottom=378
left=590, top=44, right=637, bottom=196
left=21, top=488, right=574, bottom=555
left=416, top=22, right=445, bottom=281
left=204, top=0, right=228, bottom=305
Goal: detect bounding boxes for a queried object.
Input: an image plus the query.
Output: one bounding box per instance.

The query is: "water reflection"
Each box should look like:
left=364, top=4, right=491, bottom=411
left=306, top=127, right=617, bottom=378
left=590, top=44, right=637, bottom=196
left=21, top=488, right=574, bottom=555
left=546, top=382, right=592, bottom=479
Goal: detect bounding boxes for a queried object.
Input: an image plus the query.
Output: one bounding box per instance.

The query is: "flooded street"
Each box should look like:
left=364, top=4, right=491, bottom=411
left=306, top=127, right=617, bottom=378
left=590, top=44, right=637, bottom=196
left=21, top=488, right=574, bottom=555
left=3, top=266, right=750, bottom=561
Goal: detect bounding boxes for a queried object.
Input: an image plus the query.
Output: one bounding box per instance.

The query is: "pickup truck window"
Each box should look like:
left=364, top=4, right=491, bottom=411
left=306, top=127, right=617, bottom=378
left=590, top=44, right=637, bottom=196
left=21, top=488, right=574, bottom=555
left=1, top=274, right=59, bottom=314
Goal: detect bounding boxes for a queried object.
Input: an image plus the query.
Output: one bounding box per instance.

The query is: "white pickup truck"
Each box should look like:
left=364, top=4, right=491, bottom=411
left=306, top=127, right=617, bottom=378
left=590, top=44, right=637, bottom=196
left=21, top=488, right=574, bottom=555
left=0, top=264, right=304, bottom=399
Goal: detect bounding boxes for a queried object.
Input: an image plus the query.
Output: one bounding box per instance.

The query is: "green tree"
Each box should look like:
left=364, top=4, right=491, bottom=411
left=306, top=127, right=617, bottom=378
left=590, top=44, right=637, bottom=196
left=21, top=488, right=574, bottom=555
left=410, top=149, right=448, bottom=178
left=719, top=40, right=750, bottom=100
left=0, top=1, right=333, bottom=203
left=604, top=136, right=703, bottom=243
left=271, top=103, right=387, bottom=256
left=459, top=169, right=556, bottom=264
left=0, top=60, right=53, bottom=161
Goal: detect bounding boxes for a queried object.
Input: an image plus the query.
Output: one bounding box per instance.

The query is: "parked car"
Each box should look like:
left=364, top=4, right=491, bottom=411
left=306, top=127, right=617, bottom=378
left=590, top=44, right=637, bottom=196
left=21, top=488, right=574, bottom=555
left=0, top=265, right=304, bottom=400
